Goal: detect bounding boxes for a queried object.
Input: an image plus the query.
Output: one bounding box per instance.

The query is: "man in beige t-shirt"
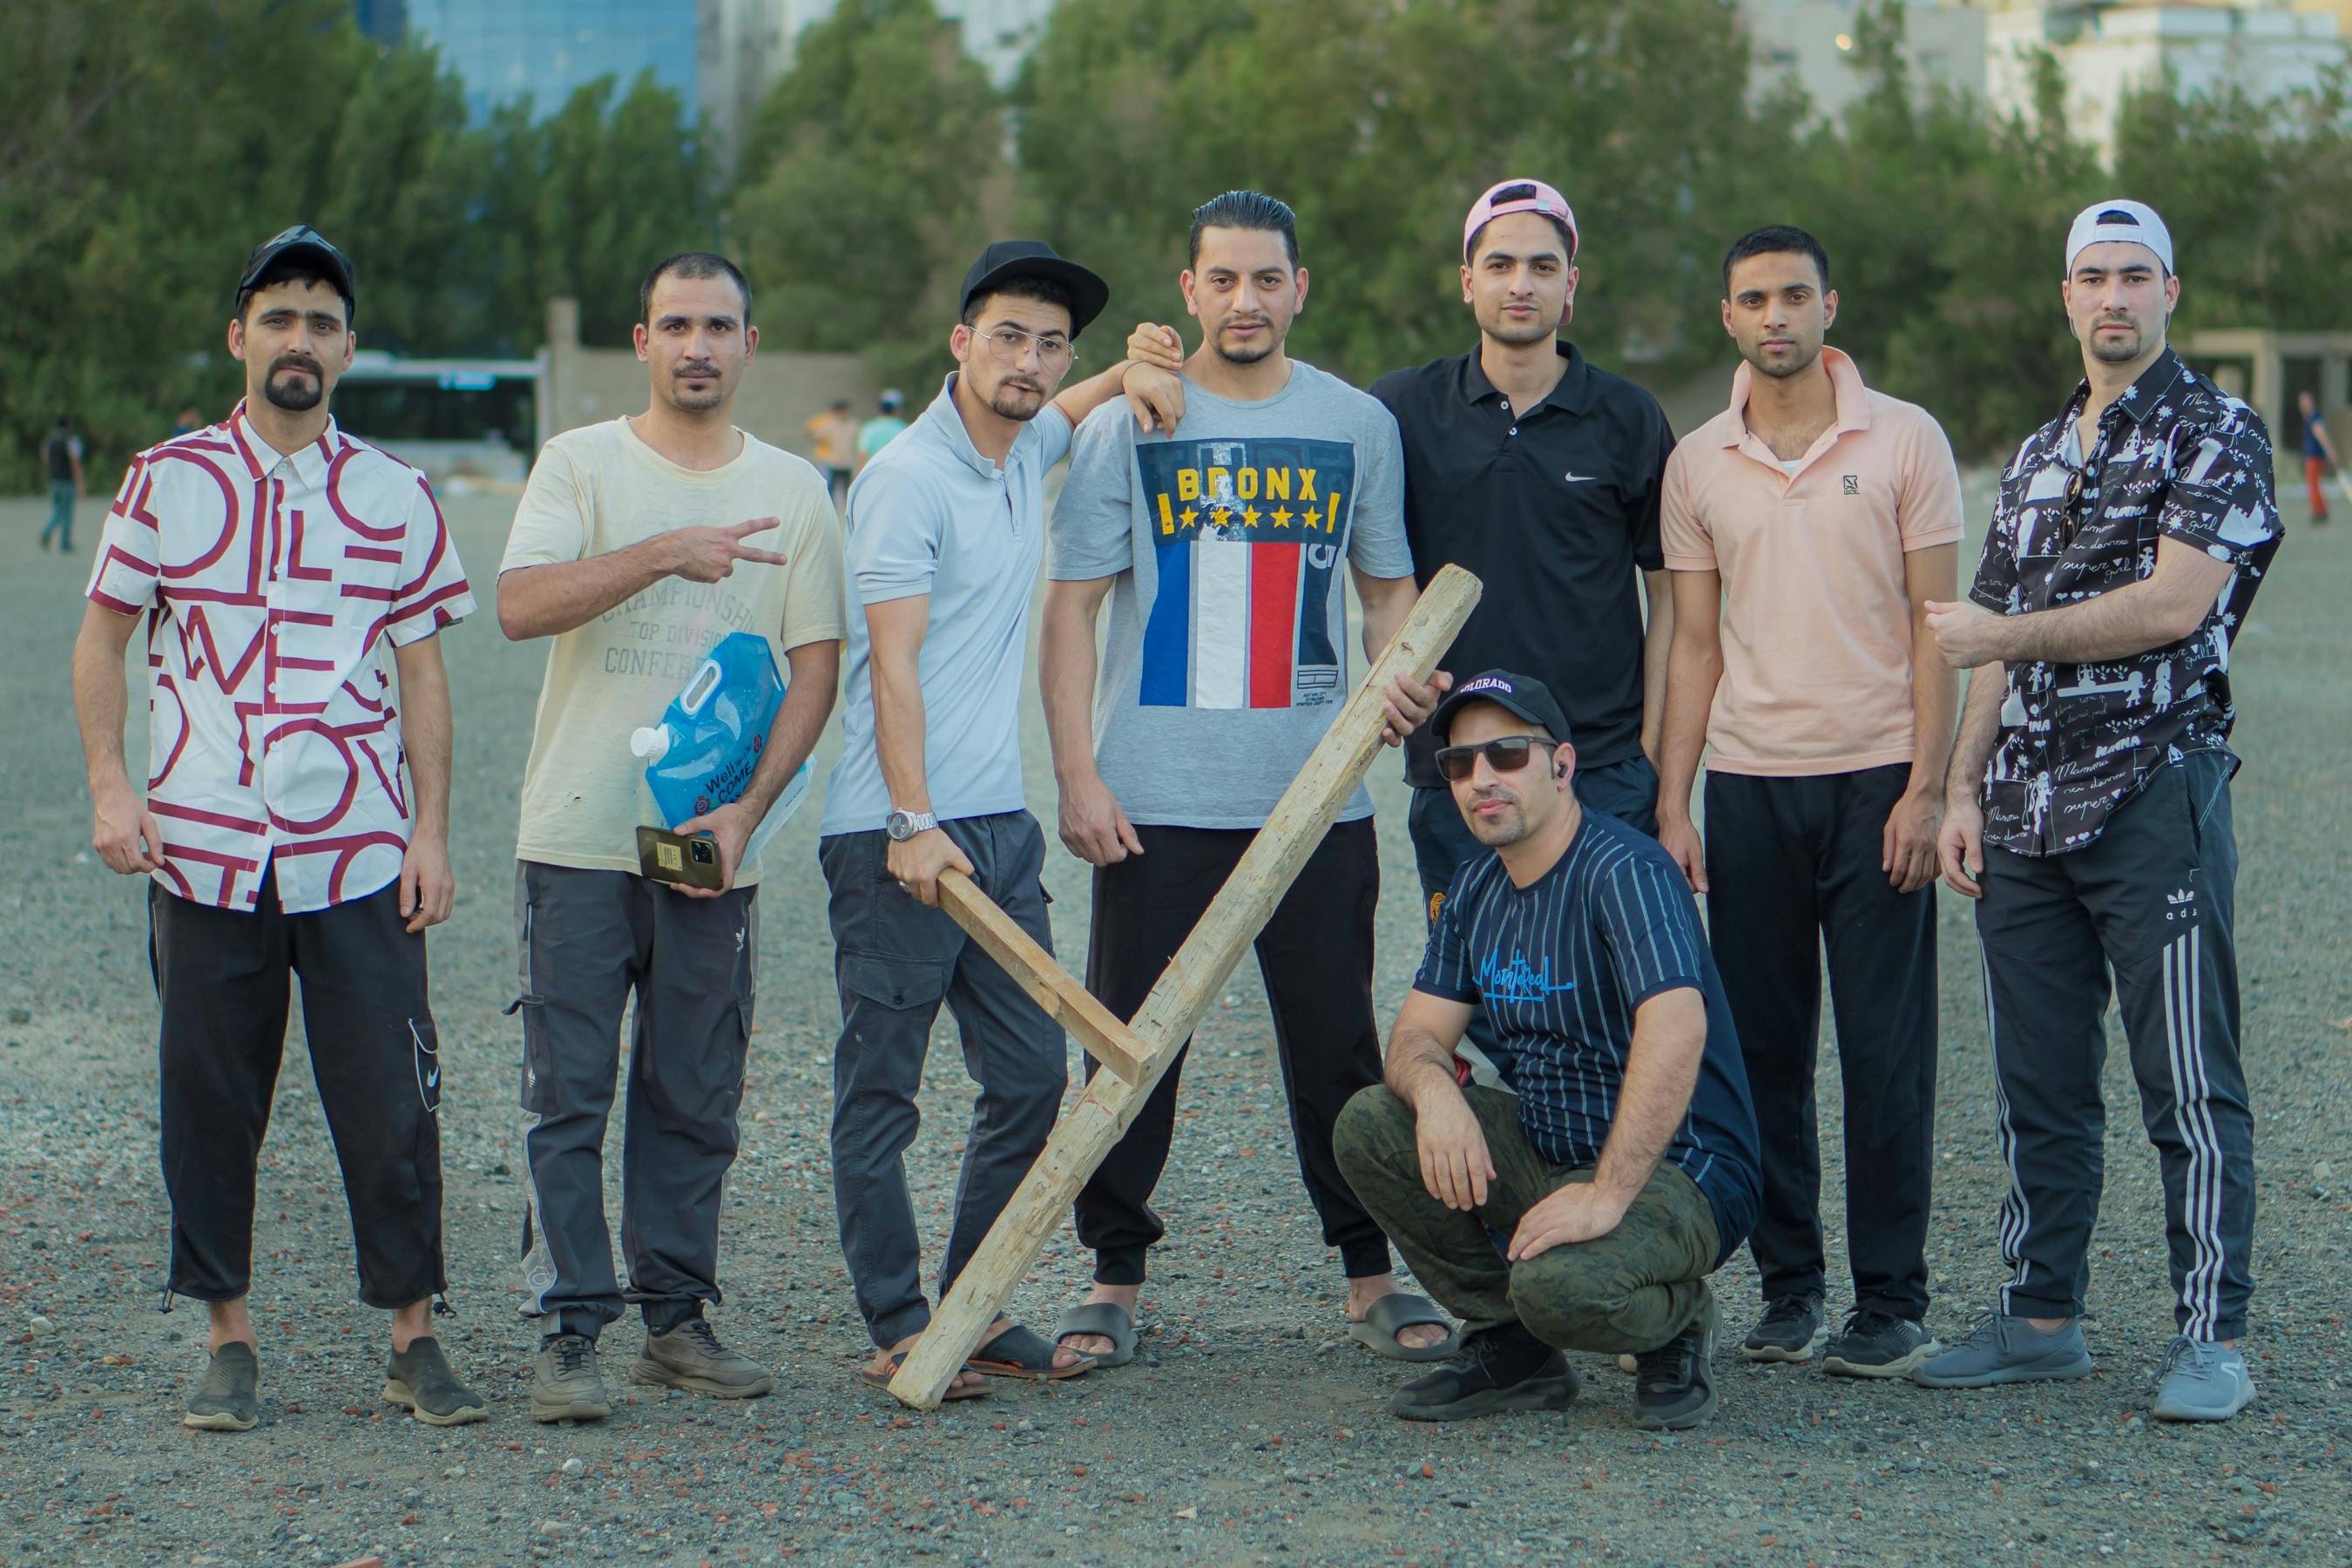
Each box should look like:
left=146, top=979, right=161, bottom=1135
left=495, top=252, right=844, bottom=1423
left=1653, top=226, right=1961, bottom=1382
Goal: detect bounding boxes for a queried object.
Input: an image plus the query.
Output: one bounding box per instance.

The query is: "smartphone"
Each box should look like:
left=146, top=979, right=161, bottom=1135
left=636, top=825, right=725, bottom=890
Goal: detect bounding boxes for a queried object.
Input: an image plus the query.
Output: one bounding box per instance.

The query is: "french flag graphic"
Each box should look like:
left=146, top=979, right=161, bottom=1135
left=1136, top=437, right=1351, bottom=709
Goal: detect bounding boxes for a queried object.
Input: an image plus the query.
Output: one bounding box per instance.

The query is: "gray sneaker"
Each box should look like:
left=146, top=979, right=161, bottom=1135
left=631, top=1317, right=774, bottom=1399
left=382, top=1336, right=488, bottom=1427
left=182, top=1342, right=260, bottom=1432
left=1908, top=1313, right=2093, bottom=1389
left=1820, top=1309, right=1940, bottom=1379
left=2150, top=1336, right=2255, bottom=1423
left=531, top=1333, right=611, bottom=1423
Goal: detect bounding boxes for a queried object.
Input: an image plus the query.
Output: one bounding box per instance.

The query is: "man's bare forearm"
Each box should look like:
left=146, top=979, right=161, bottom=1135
left=1653, top=572, right=1721, bottom=824
left=72, top=607, right=139, bottom=798
left=393, top=642, right=453, bottom=840
left=1589, top=991, right=1706, bottom=1208
left=871, top=651, right=929, bottom=815
left=497, top=535, right=681, bottom=640
left=737, top=641, right=838, bottom=816
left=1990, top=581, right=2197, bottom=666
left=1640, top=569, right=1673, bottom=761
left=1040, top=583, right=1106, bottom=785
left=1943, top=664, right=2005, bottom=804
left=1356, top=573, right=1416, bottom=663
left=1384, top=1023, right=1469, bottom=1116
left=1047, top=361, right=1137, bottom=430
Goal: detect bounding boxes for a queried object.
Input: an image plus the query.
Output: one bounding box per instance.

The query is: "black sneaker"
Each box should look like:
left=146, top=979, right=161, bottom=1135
left=1739, top=1291, right=1826, bottom=1363
left=1389, top=1324, right=1580, bottom=1422
left=1633, top=1296, right=1720, bottom=1431
left=1821, top=1309, right=1939, bottom=1379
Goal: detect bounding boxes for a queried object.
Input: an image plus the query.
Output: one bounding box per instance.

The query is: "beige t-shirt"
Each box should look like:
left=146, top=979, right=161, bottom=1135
left=1660, top=348, right=1963, bottom=777
left=500, top=417, right=846, bottom=879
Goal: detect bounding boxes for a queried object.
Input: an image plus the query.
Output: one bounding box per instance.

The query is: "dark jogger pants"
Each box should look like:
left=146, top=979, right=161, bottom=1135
left=1973, top=754, right=2254, bottom=1341
left=512, top=862, right=758, bottom=1337
left=1702, top=763, right=1937, bottom=1319
left=1072, top=818, right=1392, bottom=1286
left=152, top=867, right=446, bottom=1309
left=1335, top=1085, right=1720, bottom=1353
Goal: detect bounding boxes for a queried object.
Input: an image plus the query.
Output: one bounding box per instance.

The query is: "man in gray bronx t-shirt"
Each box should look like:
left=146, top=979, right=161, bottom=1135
left=1038, top=189, right=1456, bottom=1372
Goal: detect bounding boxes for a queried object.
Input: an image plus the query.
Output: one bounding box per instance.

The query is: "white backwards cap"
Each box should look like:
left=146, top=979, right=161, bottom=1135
left=2065, top=199, right=2174, bottom=278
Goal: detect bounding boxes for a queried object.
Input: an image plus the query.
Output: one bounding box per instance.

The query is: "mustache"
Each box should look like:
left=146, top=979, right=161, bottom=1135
left=674, top=361, right=720, bottom=378
left=1219, top=315, right=1272, bottom=331
left=270, top=354, right=324, bottom=379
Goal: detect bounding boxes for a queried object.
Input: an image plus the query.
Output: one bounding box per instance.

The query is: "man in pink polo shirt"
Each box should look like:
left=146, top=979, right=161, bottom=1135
left=1653, top=226, right=1963, bottom=1379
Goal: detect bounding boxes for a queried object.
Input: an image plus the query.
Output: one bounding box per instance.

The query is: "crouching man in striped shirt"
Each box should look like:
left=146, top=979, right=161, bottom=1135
left=1334, top=672, right=1761, bottom=1432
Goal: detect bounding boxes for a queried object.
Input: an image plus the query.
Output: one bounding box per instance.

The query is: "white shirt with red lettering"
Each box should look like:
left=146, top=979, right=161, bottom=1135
left=84, top=403, right=475, bottom=913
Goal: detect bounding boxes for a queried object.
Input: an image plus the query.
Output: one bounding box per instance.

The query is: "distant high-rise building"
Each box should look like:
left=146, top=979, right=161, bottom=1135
left=1740, top=2, right=1990, bottom=119
left=407, top=0, right=701, bottom=123
left=1983, top=1, right=2347, bottom=161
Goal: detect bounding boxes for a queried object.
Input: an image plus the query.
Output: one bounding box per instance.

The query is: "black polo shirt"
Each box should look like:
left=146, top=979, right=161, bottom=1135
left=1371, top=342, right=1673, bottom=787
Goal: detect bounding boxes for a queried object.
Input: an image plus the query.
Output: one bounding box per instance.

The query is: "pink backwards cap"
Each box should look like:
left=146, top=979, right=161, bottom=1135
left=1463, top=179, right=1578, bottom=263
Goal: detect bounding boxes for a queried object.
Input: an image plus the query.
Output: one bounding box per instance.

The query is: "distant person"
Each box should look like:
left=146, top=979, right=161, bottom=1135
left=170, top=405, right=204, bottom=438
left=1655, top=226, right=1960, bottom=1378
left=855, top=389, right=908, bottom=471
left=1044, top=189, right=1450, bottom=1372
left=495, top=251, right=846, bottom=1423
left=40, top=415, right=83, bottom=552
left=819, top=240, right=1179, bottom=1396
left=806, top=397, right=859, bottom=505
left=2298, top=389, right=2337, bottom=525
left=1334, top=673, right=1761, bottom=1433
left=71, top=225, right=483, bottom=1432
left=1918, top=200, right=2281, bottom=1421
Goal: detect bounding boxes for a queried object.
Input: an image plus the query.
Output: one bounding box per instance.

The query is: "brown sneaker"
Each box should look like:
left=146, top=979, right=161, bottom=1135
left=631, top=1317, right=774, bottom=1399
left=531, top=1332, right=610, bottom=1423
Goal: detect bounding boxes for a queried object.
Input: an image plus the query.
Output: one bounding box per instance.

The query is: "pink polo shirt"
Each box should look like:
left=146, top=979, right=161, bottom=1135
left=1660, top=347, right=1963, bottom=777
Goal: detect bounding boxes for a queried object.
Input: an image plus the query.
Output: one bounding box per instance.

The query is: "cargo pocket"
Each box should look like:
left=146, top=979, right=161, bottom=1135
left=505, top=885, right=558, bottom=1115
left=837, top=951, right=950, bottom=1014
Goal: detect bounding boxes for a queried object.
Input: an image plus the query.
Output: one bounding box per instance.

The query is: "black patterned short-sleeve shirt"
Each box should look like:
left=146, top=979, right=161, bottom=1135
left=1967, top=348, right=2282, bottom=855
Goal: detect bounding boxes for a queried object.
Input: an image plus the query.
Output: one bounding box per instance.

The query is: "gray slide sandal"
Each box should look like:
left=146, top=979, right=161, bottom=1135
left=1051, top=1301, right=1141, bottom=1369
left=1348, top=1294, right=1459, bottom=1362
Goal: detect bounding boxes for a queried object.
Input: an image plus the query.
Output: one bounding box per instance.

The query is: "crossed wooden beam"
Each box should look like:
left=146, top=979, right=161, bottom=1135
left=889, top=564, right=1483, bottom=1408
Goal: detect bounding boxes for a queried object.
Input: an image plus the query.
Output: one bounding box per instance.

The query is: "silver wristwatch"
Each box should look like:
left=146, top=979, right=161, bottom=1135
left=885, top=808, right=937, bottom=841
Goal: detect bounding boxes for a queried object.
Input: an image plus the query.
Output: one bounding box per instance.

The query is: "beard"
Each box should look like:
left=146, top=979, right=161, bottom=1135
left=263, top=356, right=325, bottom=412
left=666, top=361, right=727, bottom=412
left=1462, top=791, right=1531, bottom=847
left=1479, top=308, right=1559, bottom=347
left=985, top=377, right=1047, bottom=422
left=1209, top=317, right=1280, bottom=364
left=2085, top=318, right=2146, bottom=362
left=1746, top=338, right=1823, bottom=380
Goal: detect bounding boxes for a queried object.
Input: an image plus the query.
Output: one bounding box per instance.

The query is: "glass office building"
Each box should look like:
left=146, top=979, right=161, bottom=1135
left=403, top=0, right=700, bottom=122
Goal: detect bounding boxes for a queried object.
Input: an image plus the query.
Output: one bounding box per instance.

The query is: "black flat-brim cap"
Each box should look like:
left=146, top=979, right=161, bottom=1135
left=959, top=240, right=1109, bottom=337
left=1430, top=669, right=1575, bottom=749
left=235, top=225, right=355, bottom=314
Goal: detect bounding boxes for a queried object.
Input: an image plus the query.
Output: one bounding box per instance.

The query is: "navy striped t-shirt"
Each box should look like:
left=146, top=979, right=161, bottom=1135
left=1416, top=808, right=1761, bottom=1262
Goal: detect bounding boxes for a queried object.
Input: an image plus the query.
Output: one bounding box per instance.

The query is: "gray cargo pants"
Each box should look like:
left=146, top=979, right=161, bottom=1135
left=510, top=862, right=758, bottom=1338
left=820, top=812, right=1066, bottom=1348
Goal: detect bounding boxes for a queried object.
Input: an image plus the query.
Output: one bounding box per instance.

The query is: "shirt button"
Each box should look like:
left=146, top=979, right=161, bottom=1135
left=1508, top=427, right=1518, bottom=436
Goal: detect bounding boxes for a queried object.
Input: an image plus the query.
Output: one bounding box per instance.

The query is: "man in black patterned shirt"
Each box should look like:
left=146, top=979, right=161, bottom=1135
left=1916, top=201, right=2281, bottom=1422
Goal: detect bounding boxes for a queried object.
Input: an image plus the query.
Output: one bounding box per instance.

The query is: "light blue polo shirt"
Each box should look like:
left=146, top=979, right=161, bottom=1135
left=819, top=373, right=1073, bottom=835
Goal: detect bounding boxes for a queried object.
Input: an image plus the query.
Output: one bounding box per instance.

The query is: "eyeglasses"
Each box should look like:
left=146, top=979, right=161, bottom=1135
left=971, top=321, right=1074, bottom=368
left=1435, top=735, right=1551, bottom=782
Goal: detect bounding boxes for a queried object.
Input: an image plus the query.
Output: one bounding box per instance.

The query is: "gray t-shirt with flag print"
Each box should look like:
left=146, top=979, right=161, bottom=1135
left=1048, top=361, right=1413, bottom=829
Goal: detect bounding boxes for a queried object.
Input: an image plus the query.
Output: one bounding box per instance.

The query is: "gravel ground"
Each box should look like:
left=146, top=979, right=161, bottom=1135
left=1, top=477, right=2347, bottom=1568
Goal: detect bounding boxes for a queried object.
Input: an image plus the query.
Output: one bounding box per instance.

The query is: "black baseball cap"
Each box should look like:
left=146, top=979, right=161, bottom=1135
left=1430, top=669, right=1575, bottom=749
left=959, top=240, right=1109, bottom=337
left=235, top=225, right=356, bottom=320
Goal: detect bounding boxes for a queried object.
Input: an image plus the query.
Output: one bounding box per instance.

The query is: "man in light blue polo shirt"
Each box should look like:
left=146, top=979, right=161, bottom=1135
left=818, top=240, right=1181, bottom=1398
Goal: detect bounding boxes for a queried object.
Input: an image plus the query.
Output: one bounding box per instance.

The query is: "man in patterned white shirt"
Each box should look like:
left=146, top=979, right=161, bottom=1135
left=71, top=227, right=483, bottom=1432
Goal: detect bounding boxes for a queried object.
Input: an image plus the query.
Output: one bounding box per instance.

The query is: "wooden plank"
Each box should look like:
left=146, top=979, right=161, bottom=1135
left=936, top=868, right=1152, bottom=1086
left=889, top=564, right=1482, bottom=1408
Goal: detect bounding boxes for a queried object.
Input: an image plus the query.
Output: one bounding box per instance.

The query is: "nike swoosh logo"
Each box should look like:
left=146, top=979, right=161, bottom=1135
left=425, top=1067, right=440, bottom=1090
left=1563, top=471, right=1597, bottom=483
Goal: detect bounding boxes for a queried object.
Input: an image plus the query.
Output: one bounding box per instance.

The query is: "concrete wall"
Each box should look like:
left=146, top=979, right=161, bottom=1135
left=539, top=297, right=875, bottom=463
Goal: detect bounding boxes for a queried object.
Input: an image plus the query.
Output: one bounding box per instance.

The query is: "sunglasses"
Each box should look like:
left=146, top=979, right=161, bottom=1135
left=1435, top=735, right=1555, bottom=782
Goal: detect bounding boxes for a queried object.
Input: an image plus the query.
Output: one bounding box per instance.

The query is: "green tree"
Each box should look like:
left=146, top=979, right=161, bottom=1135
left=729, top=0, right=1004, bottom=385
